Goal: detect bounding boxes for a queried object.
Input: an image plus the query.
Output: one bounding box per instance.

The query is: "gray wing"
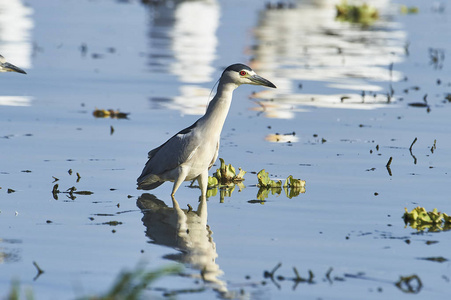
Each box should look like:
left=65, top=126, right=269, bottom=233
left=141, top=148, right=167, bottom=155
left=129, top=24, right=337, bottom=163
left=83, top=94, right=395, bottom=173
left=137, top=121, right=201, bottom=181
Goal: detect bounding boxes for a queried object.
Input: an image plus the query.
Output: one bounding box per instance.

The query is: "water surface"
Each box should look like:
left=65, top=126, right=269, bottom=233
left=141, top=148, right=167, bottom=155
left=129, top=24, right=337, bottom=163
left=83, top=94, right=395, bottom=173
left=1, top=0, right=450, bottom=299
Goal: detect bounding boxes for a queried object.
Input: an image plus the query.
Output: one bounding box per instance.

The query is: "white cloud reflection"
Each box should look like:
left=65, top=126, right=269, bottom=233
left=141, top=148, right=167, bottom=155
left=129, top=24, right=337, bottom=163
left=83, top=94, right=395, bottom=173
left=0, top=0, right=33, bottom=68
left=147, top=0, right=219, bottom=115
left=0, top=96, right=32, bottom=106
left=250, top=0, right=407, bottom=118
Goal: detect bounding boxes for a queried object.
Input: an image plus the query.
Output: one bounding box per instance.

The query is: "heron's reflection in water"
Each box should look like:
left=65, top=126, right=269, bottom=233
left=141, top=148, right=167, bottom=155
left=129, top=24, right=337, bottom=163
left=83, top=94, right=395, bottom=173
left=137, top=194, right=233, bottom=298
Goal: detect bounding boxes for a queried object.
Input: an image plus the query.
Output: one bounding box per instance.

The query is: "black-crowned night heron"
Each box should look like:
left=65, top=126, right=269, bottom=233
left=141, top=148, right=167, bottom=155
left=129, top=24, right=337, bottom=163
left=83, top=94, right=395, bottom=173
left=0, top=55, right=26, bottom=74
left=137, top=63, right=276, bottom=197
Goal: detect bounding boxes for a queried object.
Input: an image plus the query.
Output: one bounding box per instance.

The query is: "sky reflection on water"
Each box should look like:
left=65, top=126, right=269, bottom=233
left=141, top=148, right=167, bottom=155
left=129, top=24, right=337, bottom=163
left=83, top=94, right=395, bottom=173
left=250, top=0, right=407, bottom=118
left=0, top=0, right=33, bottom=107
left=1, top=1, right=451, bottom=299
left=143, top=0, right=409, bottom=119
left=147, top=0, right=220, bottom=115
left=0, top=0, right=33, bottom=68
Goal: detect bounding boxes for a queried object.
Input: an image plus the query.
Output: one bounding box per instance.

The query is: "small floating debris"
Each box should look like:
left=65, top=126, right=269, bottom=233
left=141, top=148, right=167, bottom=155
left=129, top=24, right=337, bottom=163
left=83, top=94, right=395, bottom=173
left=417, top=257, right=448, bottom=263
left=33, top=261, right=44, bottom=280
left=430, top=139, right=437, bottom=153
left=52, top=184, right=59, bottom=200
left=103, top=221, right=123, bottom=226
left=386, top=156, right=393, bottom=176
left=93, top=108, right=129, bottom=119
left=429, top=48, right=445, bottom=69
left=408, top=102, right=428, bottom=108
left=51, top=184, right=93, bottom=200
left=395, top=275, right=422, bottom=294
left=265, top=2, right=296, bottom=10
left=400, top=5, right=419, bottom=14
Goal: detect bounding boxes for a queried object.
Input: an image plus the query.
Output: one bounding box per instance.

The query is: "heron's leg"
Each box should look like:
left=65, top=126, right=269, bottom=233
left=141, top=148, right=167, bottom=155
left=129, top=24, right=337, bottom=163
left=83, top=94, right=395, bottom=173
left=197, top=194, right=208, bottom=223
left=171, top=168, right=188, bottom=197
left=170, top=195, right=188, bottom=233
left=197, top=169, right=209, bottom=198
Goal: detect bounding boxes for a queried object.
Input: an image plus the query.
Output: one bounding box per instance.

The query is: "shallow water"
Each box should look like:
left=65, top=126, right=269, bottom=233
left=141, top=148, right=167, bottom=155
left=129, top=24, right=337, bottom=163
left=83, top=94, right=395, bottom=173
left=1, top=0, right=451, bottom=299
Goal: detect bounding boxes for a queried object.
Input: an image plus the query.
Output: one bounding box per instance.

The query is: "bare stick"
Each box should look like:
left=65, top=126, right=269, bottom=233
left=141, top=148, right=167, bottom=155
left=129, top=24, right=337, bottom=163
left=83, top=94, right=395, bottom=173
left=33, top=261, right=44, bottom=281
left=386, top=157, right=393, bottom=176
left=386, top=157, right=393, bottom=168
left=409, top=138, right=418, bottom=164
left=409, top=137, right=417, bottom=151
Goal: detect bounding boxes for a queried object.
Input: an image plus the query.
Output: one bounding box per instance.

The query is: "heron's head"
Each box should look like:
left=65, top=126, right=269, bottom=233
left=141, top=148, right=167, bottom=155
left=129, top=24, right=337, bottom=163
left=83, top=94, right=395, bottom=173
left=220, top=63, right=276, bottom=88
left=0, top=55, right=27, bottom=74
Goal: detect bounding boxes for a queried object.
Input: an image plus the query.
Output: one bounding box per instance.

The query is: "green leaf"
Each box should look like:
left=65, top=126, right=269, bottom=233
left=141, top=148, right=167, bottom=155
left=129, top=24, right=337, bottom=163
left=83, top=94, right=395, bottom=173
left=214, top=158, right=246, bottom=185
left=235, top=168, right=247, bottom=181
left=208, top=176, right=218, bottom=188
left=443, top=213, right=451, bottom=224
left=257, top=169, right=272, bottom=187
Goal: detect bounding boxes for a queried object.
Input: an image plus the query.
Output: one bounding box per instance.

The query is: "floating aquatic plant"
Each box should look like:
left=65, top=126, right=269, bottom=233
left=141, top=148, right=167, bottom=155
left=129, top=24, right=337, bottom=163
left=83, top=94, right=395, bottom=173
left=208, top=158, right=246, bottom=188
left=283, top=175, right=306, bottom=199
left=206, top=158, right=246, bottom=200
left=215, top=158, right=246, bottom=185
left=93, top=108, right=129, bottom=119
left=335, top=0, right=379, bottom=26
left=400, top=5, right=419, bottom=15
left=206, top=164, right=305, bottom=201
left=257, top=169, right=282, bottom=189
left=257, top=170, right=306, bottom=201
left=403, top=207, right=451, bottom=232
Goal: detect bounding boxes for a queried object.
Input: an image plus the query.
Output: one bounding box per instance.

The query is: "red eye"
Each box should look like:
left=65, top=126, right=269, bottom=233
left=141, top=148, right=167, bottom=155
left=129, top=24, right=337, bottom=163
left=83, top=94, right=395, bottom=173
left=239, top=71, right=247, bottom=76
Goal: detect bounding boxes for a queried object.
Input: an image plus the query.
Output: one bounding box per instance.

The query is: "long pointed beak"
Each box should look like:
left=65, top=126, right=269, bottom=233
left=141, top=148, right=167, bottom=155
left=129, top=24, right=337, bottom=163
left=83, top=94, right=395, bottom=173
left=1, top=62, right=27, bottom=74
left=249, top=74, right=277, bottom=88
